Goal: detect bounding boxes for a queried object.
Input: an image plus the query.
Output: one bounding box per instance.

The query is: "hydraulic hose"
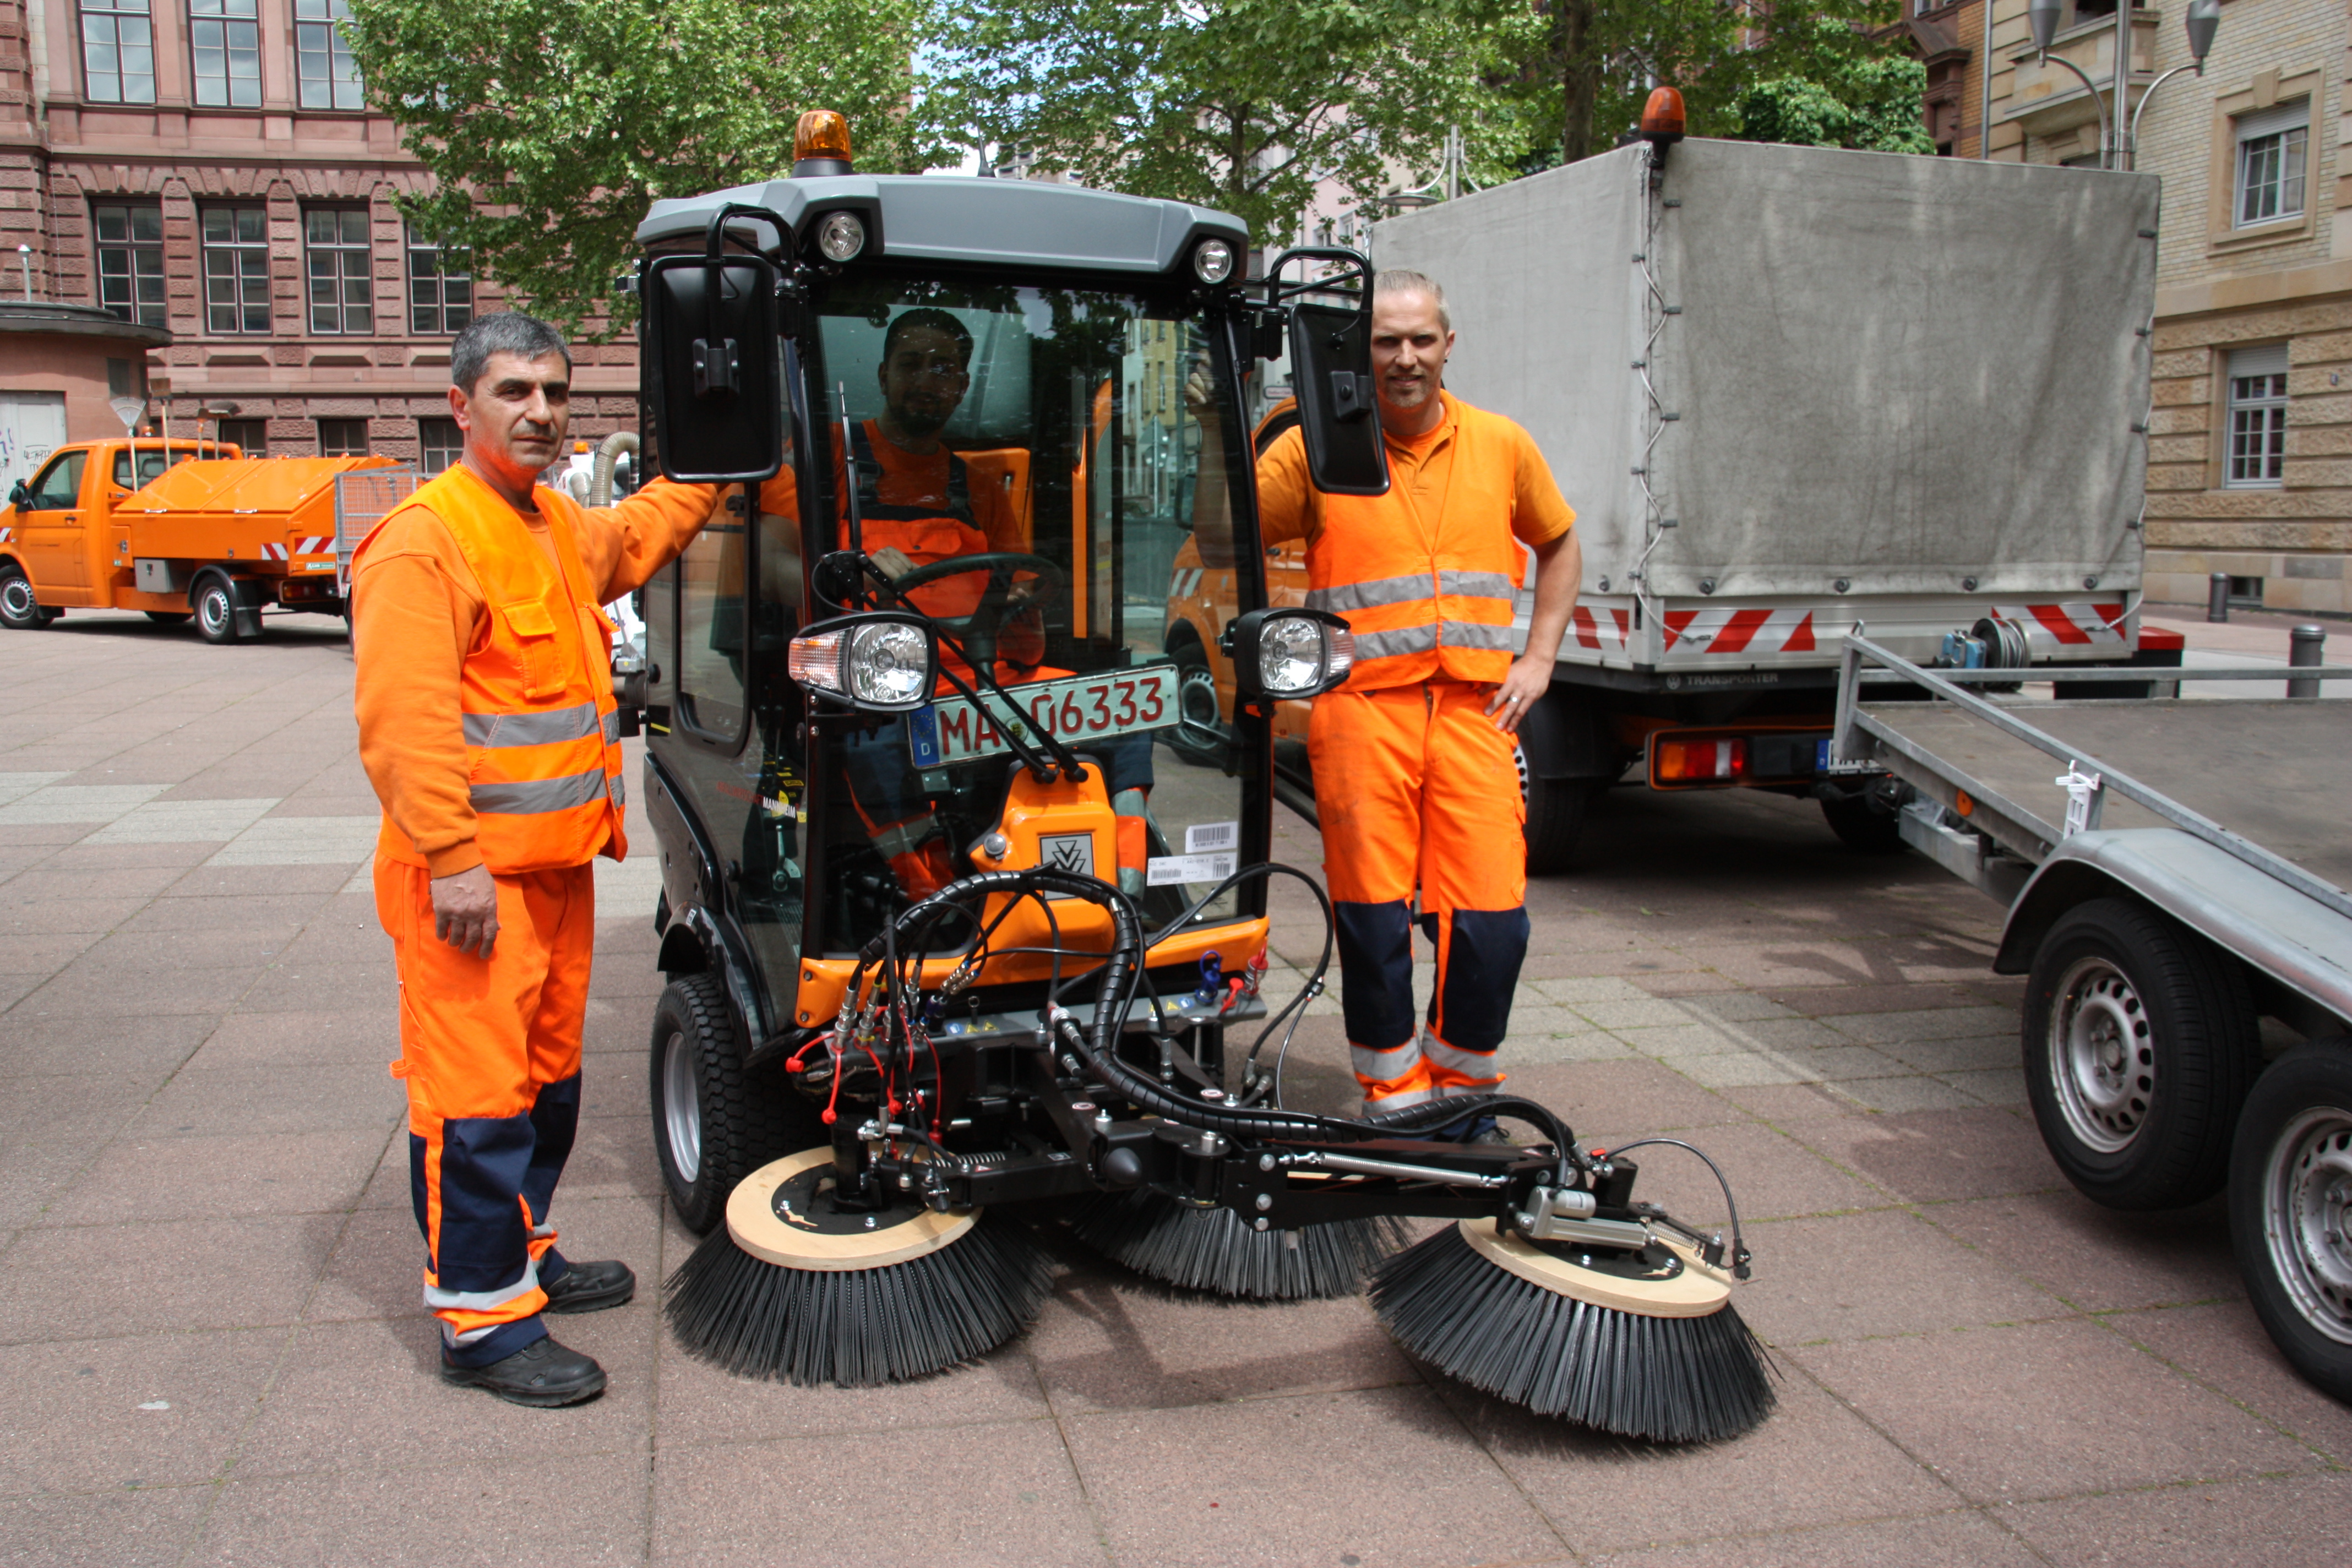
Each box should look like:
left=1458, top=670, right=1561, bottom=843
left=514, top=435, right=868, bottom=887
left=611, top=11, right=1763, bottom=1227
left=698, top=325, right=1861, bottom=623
left=589, top=431, right=639, bottom=506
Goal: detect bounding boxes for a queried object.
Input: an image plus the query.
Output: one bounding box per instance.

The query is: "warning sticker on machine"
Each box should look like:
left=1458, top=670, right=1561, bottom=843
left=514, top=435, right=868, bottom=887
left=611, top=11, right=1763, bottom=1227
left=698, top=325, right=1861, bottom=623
left=1147, top=852, right=1237, bottom=886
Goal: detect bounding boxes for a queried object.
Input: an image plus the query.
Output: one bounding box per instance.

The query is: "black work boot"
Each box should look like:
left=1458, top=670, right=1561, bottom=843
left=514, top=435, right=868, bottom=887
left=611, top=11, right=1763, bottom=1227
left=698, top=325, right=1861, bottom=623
left=440, top=1335, right=607, bottom=1407
left=542, top=1259, right=636, bottom=1314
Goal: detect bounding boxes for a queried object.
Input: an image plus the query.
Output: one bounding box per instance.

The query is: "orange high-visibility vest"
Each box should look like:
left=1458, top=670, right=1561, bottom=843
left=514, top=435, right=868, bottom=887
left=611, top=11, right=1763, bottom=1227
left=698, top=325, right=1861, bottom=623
left=360, top=466, right=627, bottom=873
left=1303, top=400, right=1525, bottom=690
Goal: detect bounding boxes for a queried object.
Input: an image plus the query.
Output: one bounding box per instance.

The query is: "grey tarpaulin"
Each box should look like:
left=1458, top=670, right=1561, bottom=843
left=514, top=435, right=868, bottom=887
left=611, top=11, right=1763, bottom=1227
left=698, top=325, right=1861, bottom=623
left=1373, top=139, right=2157, bottom=602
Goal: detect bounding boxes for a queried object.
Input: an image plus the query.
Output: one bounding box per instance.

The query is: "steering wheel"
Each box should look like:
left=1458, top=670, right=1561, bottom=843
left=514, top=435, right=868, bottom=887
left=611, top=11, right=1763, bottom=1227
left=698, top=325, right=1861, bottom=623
left=889, top=551, right=1066, bottom=676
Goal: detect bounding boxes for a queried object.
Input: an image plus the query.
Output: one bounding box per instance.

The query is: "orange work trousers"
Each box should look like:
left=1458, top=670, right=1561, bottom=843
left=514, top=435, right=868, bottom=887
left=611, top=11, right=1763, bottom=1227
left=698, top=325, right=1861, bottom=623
left=1309, top=680, right=1530, bottom=1112
left=377, top=856, right=595, bottom=1368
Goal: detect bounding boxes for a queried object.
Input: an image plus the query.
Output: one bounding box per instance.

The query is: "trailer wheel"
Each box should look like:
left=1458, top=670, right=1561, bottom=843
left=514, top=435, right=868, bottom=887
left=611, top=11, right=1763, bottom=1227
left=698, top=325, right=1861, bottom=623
left=649, top=972, right=807, bottom=1235
left=2230, top=1042, right=2352, bottom=1403
left=192, top=574, right=244, bottom=645
left=2022, top=897, right=2257, bottom=1210
left=0, top=564, right=56, bottom=629
left=1520, top=750, right=1595, bottom=874
left=1819, top=781, right=1909, bottom=853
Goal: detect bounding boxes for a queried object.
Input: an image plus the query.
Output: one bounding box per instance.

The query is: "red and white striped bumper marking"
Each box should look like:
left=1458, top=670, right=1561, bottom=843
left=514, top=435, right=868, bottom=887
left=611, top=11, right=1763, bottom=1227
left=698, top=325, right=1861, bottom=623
left=1169, top=567, right=1204, bottom=598
left=1662, top=606, right=1817, bottom=654
left=1571, top=605, right=1632, bottom=651
left=262, top=537, right=334, bottom=563
left=261, top=543, right=287, bottom=560
left=1992, top=601, right=2126, bottom=647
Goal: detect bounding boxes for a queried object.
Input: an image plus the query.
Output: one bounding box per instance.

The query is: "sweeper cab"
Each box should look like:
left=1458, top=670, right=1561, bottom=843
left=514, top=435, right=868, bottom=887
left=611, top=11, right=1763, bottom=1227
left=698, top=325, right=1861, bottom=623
left=624, top=110, right=1774, bottom=1443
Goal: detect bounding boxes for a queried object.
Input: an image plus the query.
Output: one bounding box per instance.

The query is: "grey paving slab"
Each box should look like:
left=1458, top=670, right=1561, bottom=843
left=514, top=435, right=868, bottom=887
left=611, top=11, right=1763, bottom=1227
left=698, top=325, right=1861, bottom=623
left=0, top=1327, right=285, bottom=1495
left=0, top=1486, right=211, bottom=1568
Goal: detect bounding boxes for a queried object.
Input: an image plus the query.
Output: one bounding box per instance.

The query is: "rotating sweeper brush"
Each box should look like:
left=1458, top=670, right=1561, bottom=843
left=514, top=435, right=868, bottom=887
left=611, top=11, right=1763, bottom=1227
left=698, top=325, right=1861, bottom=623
left=662, top=860, right=1776, bottom=1440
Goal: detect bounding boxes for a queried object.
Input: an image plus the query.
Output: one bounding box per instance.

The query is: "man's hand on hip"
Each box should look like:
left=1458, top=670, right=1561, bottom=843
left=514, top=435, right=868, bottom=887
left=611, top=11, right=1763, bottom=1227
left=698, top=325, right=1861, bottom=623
left=1485, top=654, right=1551, bottom=734
left=431, top=864, right=499, bottom=958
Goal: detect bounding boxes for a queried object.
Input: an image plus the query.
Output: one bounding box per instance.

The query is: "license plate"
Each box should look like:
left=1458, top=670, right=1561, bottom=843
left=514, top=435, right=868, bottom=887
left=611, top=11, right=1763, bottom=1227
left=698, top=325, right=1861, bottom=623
left=908, top=665, right=1179, bottom=767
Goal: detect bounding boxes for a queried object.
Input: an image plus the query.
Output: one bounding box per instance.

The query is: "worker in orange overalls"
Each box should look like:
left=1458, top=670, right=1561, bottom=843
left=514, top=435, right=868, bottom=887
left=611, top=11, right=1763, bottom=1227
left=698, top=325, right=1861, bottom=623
left=1214, top=270, right=1580, bottom=1125
left=352, top=312, right=718, bottom=1406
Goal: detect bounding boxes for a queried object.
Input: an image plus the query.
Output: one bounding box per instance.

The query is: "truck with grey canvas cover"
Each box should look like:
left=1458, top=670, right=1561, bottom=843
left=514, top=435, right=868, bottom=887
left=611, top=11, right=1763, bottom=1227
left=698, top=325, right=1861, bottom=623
left=1369, top=138, right=2176, bottom=866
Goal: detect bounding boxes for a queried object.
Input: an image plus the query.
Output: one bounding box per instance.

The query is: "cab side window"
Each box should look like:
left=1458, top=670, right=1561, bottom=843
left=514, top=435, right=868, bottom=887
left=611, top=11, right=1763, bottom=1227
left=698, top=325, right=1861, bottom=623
left=24, top=451, right=85, bottom=510
left=112, top=448, right=189, bottom=489
left=674, top=483, right=750, bottom=746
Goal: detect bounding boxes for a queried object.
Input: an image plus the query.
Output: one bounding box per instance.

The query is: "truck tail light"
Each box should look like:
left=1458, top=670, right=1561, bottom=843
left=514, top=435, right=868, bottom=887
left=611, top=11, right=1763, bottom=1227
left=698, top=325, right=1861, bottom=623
left=1656, top=738, right=1745, bottom=781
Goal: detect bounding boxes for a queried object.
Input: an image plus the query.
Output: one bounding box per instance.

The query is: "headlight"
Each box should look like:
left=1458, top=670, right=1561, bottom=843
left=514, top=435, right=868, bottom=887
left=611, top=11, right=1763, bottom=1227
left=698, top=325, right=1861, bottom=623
left=1225, top=607, right=1353, bottom=701
left=788, top=613, right=935, bottom=709
left=815, top=210, right=866, bottom=263
left=1191, top=237, right=1237, bottom=285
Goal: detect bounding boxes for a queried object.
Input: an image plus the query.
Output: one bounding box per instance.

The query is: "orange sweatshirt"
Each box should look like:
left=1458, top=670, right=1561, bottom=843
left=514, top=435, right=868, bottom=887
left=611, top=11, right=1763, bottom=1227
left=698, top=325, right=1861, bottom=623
left=352, top=465, right=717, bottom=878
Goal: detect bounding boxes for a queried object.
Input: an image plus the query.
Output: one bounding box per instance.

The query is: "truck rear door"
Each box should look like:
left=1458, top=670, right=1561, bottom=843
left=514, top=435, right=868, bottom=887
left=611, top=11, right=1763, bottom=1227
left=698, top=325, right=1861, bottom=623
left=17, top=449, right=89, bottom=590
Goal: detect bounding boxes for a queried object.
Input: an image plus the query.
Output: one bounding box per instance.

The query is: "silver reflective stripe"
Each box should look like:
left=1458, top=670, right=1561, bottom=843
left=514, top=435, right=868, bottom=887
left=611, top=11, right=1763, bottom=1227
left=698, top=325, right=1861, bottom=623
left=469, top=770, right=609, bottom=815
left=1439, top=570, right=1518, bottom=601
left=602, top=710, right=622, bottom=744
left=1441, top=620, right=1518, bottom=651
left=869, top=814, right=938, bottom=861
left=1433, top=1078, right=1501, bottom=1098
left=607, top=772, right=625, bottom=807
left=1421, top=1032, right=1499, bottom=1076
left=462, top=703, right=601, bottom=748
left=1351, top=624, right=1440, bottom=661
left=1306, top=573, right=1431, bottom=614
left=1363, top=1085, right=1440, bottom=1112
left=423, top=1257, right=541, bottom=1316
left=1351, top=1040, right=1422, bottom=1078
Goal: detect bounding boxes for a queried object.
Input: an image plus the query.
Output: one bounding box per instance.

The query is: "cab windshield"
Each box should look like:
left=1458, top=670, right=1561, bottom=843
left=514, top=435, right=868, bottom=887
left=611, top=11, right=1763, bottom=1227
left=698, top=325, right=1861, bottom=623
left=802, top=273, right=1254, bottom=951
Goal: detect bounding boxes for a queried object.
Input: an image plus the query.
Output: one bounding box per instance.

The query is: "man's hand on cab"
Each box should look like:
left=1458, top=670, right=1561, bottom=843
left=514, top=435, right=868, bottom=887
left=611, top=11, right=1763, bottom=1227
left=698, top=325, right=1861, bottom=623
left=871, top=546, right=916, bottom=580
left=432, top=864, right=500, bottom=958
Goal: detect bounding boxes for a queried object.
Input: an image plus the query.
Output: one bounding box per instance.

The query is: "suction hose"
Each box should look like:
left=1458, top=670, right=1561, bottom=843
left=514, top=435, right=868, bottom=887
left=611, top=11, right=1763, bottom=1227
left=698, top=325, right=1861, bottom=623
left=590, top=431, right=639, bottom=505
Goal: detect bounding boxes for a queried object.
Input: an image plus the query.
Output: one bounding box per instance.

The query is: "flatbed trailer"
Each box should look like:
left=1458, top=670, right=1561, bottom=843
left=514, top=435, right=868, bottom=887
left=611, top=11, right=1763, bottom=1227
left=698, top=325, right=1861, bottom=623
left=1831, top=633, right=2352, bottom=1404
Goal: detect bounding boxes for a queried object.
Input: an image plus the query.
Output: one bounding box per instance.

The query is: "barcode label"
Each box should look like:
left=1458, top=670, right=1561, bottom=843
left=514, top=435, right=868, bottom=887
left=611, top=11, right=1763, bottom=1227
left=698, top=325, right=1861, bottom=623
left=1185, top=821, right=1240, bottom=853
left=1147, top=852, right=1237, bottom=886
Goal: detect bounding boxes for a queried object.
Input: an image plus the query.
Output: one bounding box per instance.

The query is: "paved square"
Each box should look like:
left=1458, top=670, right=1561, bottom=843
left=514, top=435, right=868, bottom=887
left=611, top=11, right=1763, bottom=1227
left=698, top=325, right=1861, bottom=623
left=1, top=609, right=2342, bottom=1565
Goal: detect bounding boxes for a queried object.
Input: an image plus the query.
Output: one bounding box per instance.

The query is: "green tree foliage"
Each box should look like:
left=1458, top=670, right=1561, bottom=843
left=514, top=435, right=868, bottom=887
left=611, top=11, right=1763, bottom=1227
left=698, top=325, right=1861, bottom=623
left=923, top=0, right=1518, bottom=243
left=1736, top=31, right=1935, bottom=154
left=344, top=0, right=939, bottom=334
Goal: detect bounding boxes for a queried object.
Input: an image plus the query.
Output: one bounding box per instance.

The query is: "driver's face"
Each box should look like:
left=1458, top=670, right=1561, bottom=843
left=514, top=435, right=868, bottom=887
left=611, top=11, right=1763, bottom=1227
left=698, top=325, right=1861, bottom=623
left=878, top=326, right=971, bottom=433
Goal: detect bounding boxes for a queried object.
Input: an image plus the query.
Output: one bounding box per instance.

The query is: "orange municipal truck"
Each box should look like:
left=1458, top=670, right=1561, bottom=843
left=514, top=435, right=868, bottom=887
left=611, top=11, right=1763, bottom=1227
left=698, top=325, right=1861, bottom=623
left=0, top=438, right=394, bottom=642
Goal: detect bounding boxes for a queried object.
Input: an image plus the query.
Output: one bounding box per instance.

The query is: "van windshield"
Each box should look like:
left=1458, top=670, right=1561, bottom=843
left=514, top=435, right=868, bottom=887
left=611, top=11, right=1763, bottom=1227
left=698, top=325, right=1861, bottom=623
left=802, top=273, right=1254, bottom=949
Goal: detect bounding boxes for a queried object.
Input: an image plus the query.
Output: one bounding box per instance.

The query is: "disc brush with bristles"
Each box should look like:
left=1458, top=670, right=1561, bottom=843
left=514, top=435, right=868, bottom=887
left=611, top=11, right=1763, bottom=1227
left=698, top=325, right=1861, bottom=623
left=1071, top=1189, right=1409, bottom=1299
left=1369, top=1220, right=1776, bottom=1443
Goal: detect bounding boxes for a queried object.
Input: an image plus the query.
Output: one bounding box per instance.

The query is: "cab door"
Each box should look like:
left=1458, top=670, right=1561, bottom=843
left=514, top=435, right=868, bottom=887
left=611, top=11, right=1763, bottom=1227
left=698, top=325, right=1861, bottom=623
left=17, top=449, right=90, bottom=591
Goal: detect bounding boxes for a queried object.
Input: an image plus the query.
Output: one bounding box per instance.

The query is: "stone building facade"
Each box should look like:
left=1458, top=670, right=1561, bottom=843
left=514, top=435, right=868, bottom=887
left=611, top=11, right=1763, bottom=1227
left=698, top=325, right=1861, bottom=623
left=0, top=0, right=637, bottom=473
left=1985, top=0, right=2352, bottom=615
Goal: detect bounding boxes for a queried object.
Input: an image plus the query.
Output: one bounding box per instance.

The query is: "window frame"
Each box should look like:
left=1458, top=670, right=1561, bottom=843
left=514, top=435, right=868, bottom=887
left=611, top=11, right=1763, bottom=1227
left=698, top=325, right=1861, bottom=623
left=215, top=417, right=267, bottom=456
left=79, top=0, right=156, bottom=106
left=2223, top=344, right=2289, bottom=491
left=302, top=206, right=375, bottom=336
left=293, top=0, right=363, bottom=111
left=92, top=200, right=166, bottom=329
left=188, top=0, right=262, bottom=109
left=25, top=450, right=88, bottom=511
left=405, top=224, right=473, bottom=336
left=2233, top=101, right=2310, bottom=230
left=317, top=417, right=370, bottom=458
left=416, top=417, right=462, bottom=474
left=199, top=204, right=273, bottom=335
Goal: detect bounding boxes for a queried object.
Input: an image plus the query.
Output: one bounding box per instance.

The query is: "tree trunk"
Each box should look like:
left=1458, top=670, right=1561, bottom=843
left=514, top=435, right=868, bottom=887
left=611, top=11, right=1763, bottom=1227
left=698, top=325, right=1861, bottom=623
left=1557, top=0, right=1602, bottom=164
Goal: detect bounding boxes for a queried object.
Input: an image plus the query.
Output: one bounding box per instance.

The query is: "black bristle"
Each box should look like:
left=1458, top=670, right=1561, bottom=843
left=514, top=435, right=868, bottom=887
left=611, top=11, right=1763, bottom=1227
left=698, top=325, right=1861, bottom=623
left=1070, top=1189, right=1408, bottom=1299
left=663, top=1213, right=1054, bottom=1386
left=1368, top=1223, right=1778, bottom=1444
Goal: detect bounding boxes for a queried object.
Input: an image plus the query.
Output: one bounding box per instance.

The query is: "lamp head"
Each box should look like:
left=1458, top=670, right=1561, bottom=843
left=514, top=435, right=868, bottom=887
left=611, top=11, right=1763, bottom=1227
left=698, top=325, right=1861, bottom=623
left=2028, top=0, right=2064, bottom=52
left=2185, top=0, right=2220, bottom=67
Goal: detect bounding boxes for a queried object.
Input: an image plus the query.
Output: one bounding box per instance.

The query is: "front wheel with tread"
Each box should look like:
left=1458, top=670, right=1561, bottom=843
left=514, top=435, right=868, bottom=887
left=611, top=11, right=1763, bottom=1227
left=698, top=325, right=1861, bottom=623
left=2022, top=897, right=2257, bottom=1210
left=192, top=575, right=243, bottom=645
left=0, top=565, right=54, bottom=629
left=649, top=972, right=812, bottom=1234
left=2230, top=1042, right=2352, bottom=1403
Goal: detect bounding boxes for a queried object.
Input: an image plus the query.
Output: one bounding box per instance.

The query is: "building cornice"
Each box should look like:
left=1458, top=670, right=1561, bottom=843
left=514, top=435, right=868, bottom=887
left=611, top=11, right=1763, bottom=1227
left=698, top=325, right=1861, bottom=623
left=2156, top=257, right=2352, bottom=319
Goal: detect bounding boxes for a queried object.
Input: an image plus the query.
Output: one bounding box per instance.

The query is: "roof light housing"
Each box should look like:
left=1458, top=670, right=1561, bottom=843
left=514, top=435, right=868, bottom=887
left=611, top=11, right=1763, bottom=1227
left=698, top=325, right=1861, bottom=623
left=793, top=110, right=854, bottom=178
left=1191, top=237, right=1237, bottom=285
left=814, top=210, right=867, bottom=263
left=1640, top=88, right=1685, bottom=147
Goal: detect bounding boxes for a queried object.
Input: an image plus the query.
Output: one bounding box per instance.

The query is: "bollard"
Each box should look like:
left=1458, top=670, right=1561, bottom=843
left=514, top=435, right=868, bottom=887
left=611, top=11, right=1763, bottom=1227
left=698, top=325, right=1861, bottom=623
left=2207, top=572, right=2231, bottom=623
left=2287, top=623, right=2325, bottom=699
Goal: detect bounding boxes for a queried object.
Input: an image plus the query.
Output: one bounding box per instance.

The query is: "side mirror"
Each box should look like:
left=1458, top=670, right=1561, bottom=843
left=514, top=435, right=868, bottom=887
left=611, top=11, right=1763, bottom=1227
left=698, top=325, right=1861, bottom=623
left=1222, top=606, right=1355, bottom=702
left=6, top=480, right=25, bottom=508
left=641, top=248, right=785, bottom=483
left=1267, top=249, right=1391, bottom=498
left=787, top=612, right=938, bottom=711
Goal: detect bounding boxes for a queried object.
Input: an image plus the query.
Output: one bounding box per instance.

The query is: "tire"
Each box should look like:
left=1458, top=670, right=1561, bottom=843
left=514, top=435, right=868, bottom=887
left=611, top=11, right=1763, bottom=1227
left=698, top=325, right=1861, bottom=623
left=648, top=972, right=810, bottom=1235
left=192, top=574, right=242, bottom=645
left=1820, top=782, right=1909, bottom=853
left=145, top=611, right=191, bottom=625
left=2022, top=897, right=2258, bottom=1210
left=1165, top=630, right=1227, bottom=767
left=0, top=565, right=52, bottom=629
left=1520, top=752, right=1594, bottom=875
left=2230, top=1042, right=2352, bottom=1403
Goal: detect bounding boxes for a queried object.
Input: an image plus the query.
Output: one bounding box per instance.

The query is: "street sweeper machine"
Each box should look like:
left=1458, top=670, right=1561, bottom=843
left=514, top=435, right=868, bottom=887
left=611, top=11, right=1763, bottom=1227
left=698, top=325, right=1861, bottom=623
left=620, top=110, right=1773, bottom=1442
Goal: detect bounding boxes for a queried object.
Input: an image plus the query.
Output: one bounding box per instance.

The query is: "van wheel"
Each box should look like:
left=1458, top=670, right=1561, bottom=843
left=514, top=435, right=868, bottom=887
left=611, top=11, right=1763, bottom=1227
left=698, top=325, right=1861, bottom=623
left=2023, top=897, right=2257, bottom=1210
left=649, top=972, right=809, bottom=1235
left=2231, top=1042, right=2352, bottom=1403
left=1520, top=750, right=1596, bottom=875
left=145, top=611, right=191, bottom=625
left=1166, top=630, right=1227, bottom=767
left=0, top=565, right=55, bottom=628
left=192, top=575, right=243, bottom=645
left=1820, top=781, right=1909, bottom=852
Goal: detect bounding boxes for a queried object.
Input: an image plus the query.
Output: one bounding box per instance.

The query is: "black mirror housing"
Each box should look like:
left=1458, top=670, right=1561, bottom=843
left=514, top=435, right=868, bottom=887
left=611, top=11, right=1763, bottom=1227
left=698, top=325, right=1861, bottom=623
left=1265, top=249, right=1391, bottom=499
left=6, top=480, right=25, bottom=508
left=642, top=251, right=786, bottom=483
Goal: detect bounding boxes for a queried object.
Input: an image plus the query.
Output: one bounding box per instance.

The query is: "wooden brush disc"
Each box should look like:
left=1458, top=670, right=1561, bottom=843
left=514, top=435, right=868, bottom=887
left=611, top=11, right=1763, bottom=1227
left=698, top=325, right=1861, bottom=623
left=725, top=1148, right=977, bottom=1272
left=1458, top=1218, right=1733, bottom=1319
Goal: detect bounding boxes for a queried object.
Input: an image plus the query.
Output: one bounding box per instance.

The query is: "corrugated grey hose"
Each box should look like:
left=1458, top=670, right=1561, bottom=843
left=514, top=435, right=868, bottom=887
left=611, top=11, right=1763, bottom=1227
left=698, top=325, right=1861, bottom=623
left=589, top=432, right=639, bottom=506
left=878, top=869, right=1578, bottom=1156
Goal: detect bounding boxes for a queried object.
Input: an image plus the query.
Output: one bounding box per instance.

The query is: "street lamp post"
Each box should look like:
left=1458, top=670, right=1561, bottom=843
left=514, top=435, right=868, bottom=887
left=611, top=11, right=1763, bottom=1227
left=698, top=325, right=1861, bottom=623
left=2028, top=0, right=2219, bottom=171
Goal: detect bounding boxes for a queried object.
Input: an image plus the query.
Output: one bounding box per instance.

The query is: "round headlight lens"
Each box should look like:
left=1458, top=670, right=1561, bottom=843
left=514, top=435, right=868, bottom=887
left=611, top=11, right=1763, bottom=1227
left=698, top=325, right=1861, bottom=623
left=1191, top=237, right=1236, bottom=285
left=815, top=210, right=867, bottom=263
left=1259, top=614, right=1329, bottom=695
left=846, top=620, right=930, bottom=706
